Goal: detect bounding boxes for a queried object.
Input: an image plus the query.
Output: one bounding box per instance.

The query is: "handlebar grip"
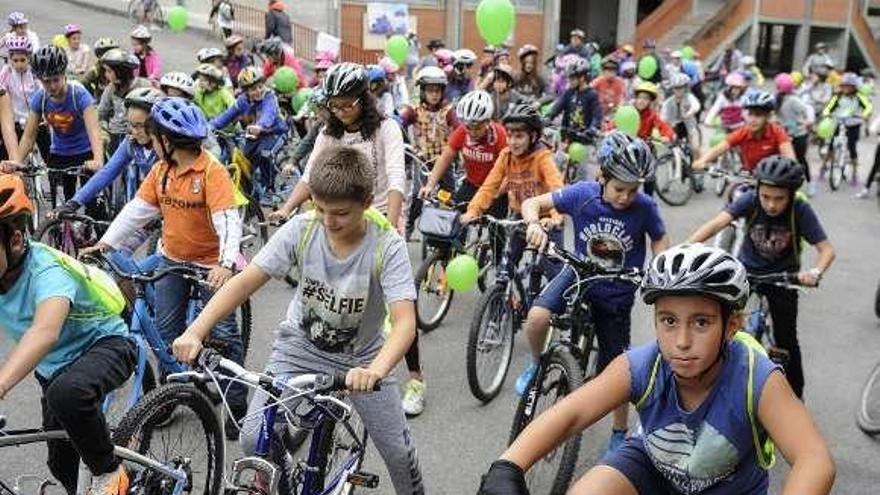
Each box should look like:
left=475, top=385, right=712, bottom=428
left=327, top=373, right=382, bottom=392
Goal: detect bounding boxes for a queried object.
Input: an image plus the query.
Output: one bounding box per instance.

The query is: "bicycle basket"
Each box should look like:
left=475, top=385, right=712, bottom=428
left=418, top=204, right=461, bottom=245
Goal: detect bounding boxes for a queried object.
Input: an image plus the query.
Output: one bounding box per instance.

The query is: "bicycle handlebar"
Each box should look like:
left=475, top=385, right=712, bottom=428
left=545, top=242, right=642, bottom=283
left=748, top=272, right=809, bottom=290
left=475, top=215, right=528, bottom=229
left=84, top=251, right=210, bottom=287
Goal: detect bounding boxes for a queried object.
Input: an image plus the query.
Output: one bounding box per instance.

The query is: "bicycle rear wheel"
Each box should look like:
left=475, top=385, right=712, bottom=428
left=241, top=198, right=269, bottom=255
left=509, top=349, right=582, bottom=495
left=466, top=284, right=514, bottom=403
left=113, top=383, right=224, bottom=495
left=415, top=249, right=454, bottom=331
left=857, top=361, right=880, bottom=434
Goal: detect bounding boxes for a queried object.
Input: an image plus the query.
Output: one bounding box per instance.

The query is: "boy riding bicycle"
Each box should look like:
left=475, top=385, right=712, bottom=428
left=0, top=174, right=134, bottom=494
left=517, top=132, right=669, bottom=453
left=687, top=155, right=835, bottom=398
left=479, top=243, right=835, bottom=495
left=172, top=145, right=425, bottom=495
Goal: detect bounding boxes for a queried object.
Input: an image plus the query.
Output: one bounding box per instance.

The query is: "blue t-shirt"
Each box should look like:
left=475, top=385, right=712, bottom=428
left=552, top=181, right=665, bottom=303
left=29, top=81, right=94, bottom=156
left=547, top=87, right=603, bottom=136
left=627, top=340, right=780, bottom=495
left=210, top=90, right=288, bottom=135
left=74, top=136, right=157, bottom=205
left=0, top=243, right=128, bottom=379
left=725, top=190, right=827, bottom=274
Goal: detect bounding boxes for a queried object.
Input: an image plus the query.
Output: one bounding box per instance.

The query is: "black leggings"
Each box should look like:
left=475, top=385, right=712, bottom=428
left=845, top=124, right=861, bottom=161
left=792, top=134, right=811, bottom=182
left=759, top=284, right=804, bottom=398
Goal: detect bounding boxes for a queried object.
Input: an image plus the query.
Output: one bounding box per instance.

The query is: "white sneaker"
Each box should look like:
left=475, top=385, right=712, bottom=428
left=90, top=466, right=129, bottom=495
left=856, top=188, right=870, bottom=199
left=401, top=379, right=426, bottom=417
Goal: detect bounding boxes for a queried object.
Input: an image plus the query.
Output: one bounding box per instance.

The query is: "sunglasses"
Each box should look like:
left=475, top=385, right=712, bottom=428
left=328, top=98, right=360, bottom=113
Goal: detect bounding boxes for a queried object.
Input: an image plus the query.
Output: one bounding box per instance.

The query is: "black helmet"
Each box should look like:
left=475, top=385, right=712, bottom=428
left=565, top=57, right=590, bottom=78
left=754, top=155, right=804, bottom=190
left=124, top=87, right=163, bottom=110
left=598, top=132, right=655, bottom=183
left=502, top=103, right=543, bottom=133
left=323, top=62, right=368, bottom=98
left=32, top=46, right=68, bottom=78
left=260, top=36, right=284, bottom=57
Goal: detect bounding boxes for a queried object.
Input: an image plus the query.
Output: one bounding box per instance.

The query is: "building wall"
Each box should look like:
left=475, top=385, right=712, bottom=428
left=760, top=0, right=806, bottom=18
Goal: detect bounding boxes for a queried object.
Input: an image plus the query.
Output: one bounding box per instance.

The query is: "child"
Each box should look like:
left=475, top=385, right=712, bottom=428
left=97, top=48, right=150, bottom=155
left=0, top=36, right=48, bottom=160
left=368, top=64, right=394, bottom=117
left=4, top=12, right=39, bottom=53
left=129, top=25, right=160, bottom=83
left=159, top=71, right=195, bottom=99
left=516, top=131, right=669, bottom=453
left=688, top=155, right=835, bottom=398
left=632, top=82, right=674, bottom=196
left=513, top=44, right=546, bottom=103
left=822, top=72, right=872, bottom=185
left=803, top=63, right=834, bottom=120
left=590, top=56, right=626, bottom=119
left=704, top=72, right=748, bottom=132
left=209, top=0, right=235, bottom=39
left=488, top=64, right=523, bottom=121
left=193, top=63, right=235, bottom=127
left=81, top=37, right=118, bottom=98
left=775, top=73, right=816, bottom=195
left=741, top=55, right=765, bottom=86
left=661, top=72, right=702, bottom=160
left=0, top=174, right=134, bottom=494
left=447, top=49, right=477, bottom=102
left=63, top=24, right=92, bottom=79
left=210, top=66, right=287, bottom=202
left=171, top=145, right=425, bottom=495
left=694, top=90, right=795, bottom=173
left=223, top=35, right=253, bottom=87
left=479, top=242, right=835, bottom=495
left=545, top=57, right=603, bottom=180
left=196, top=47, right=233, bottom=88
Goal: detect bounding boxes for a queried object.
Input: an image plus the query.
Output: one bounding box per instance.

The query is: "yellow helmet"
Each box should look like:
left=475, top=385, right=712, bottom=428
left=237, top=66, right=264, bottom=88
left=634, top=81, right=659, bottom=99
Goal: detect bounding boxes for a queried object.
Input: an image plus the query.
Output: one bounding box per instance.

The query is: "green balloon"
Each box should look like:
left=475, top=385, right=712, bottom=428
left=568, top=142, right=588, bottom=163
left=540, top=103, right=552, bottom=116
left=816, top=117, right=835, bottom=140
left=167, top=6, right=189, bottom=32
left=385, top=34, right=409, bottom=66
left=446, top=254, right=479, bottom=292
left=681, top=46, right=695, bottom=60
left=292, top=88, right=313, bottom=113
left=273, top=67, right=298, bottom=94
left=614, top=105, right=641, bottom=136
left=476, top=0, right=516, bottom=46
left=709, top=130, right=727, bottom=147
left=637, top=56, right=657, bottom=80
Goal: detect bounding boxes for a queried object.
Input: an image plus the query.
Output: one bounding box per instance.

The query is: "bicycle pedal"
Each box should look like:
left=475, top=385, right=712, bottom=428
left=347, top=471, right=380, bottom=488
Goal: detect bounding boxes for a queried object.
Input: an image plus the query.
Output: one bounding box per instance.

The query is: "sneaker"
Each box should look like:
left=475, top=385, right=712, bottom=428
left=856, top=188, right=870, bottom=199
left=401, top=379, right=426, bottom=417
left=606, top=428, right=628, bottom=455
left=807, top=182, right=817, bottom=197
left=90, top=466, right=129, bottom=495
left=514, top=362, right=538, bottom=397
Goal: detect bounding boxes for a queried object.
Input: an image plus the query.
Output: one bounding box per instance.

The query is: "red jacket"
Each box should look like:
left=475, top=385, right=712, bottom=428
left=637, top=107, right=674, bottom=141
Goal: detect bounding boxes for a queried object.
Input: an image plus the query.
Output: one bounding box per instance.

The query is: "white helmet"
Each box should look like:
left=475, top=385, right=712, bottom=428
left=453, top=49, right=477, bottom=66
left=130, top=25, right=152, bottom=41
left=456, top=90, right=494, bottom=124
left=741, top=55, right=755, bottom=66
left=160, top=72, right=196, bottom=97
left=641, top=243, right=749, bottom=308
left=669, top=72, right=691, bottom=89
left=197, top=47, right=224, bottom=63
left=416, top=66, right=448, bottom=87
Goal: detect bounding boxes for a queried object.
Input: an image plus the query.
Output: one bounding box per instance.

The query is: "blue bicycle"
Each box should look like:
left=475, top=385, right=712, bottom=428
left=163, top=349, right=378, bottom=494
left=82, top=251, right=253, bottom=426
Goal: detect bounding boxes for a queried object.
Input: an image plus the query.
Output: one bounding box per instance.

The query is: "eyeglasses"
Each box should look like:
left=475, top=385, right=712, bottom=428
left=328, top=98, right=360, bottom=113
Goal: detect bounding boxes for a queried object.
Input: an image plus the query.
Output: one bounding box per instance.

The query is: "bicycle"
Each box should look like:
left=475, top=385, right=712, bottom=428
left=743, top=272, right=808, bottom=366
left=414, top=196, right=496, bottom=331
left=713, top=139, right=743, bottom=197
left=857, top=357, right=880, bottom=435
left=36, top=210, right=111, bottom=258
left=163, top=349, right=379, bottom=494
left=545, top=126, right=600, bottom=185
left=0, top=388, right=224, bottom=495
left=708, top=169, right=755, bottom=257
left=127, top=0, right=165, bottom=27
left=83, top=251, right=253, bottom=427
left=652, top=137, right=696, bottom=206
left=821, top=118, right=856, bottom=191
left=509, top=242, right=641, bottom=495
left=16, top=159, right=48, bottom=232
left=466, top=216, right=546, bottom=403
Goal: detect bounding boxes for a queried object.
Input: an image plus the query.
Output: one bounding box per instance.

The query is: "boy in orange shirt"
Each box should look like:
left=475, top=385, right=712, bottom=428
left=461, top=103, right=564, bottom=279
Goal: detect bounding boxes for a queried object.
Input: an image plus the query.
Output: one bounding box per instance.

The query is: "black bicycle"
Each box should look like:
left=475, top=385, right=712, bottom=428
left=509, top=242, right=641, bottom=495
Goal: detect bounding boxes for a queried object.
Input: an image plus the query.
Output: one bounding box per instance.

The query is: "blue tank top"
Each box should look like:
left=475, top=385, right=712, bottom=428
left=626, top=340, right=780, bottom=494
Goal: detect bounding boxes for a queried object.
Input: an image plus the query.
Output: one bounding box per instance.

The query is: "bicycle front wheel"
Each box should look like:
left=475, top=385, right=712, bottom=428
left=654, top=154, right=694, bottom=206
left=113, top=383, right=224, bottom=495
left=857, top=361, right=880, bottom=435
left=829, top=149, right=845, bottom=191
left=467, top=284, right=514, bottom=403
left=509, top=349, right=583, bottom=495
left=313, top=406, right=370, bottom=493
left=415, top=249, right=454, bottom=331
left=37, top=217, right=88, bottom=257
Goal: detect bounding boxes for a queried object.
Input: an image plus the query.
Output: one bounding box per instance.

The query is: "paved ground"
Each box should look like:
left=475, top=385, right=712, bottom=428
left=2, top=1, right=880, bottom=494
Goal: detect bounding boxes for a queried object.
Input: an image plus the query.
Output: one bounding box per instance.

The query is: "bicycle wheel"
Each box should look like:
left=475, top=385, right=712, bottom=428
left=241, top=198, right=269, bottom=255
left=466, top=284, right=514, bottom=403
left=104, top=356, right=157, bottom=429
left=113, top=383, right=224, bottom=495
left=313, top=405, right=370, bottom=493
left=857, top=361, right=880, bottom=434
left=238, top=298, right=253, bottom=360
left=654, top=154, right=694, bottom=206
left=415, top=249, right=454, bottom=332
left=127, top=0, right=142, bottom=24
left=36, top=218, right=78, bottom=257
left=509, top=349, right=582, bottom=495
left=874, top=279, right=880, bottom=319
left=829, top=148, right=844, bottom=191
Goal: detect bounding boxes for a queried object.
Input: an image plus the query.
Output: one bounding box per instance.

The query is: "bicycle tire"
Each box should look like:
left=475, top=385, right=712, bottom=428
left=238, top=298, right=253, bottom=360
left=857, top=361, right=880, bottom=434
left=466, top=284, right=514, bottom=403
left=36, top=217, right=78, bottom=256
left=508, top=349, right=582, bottom=495
left=112, top=383, right=224, bottom=495
left=829, top=149, right=844, bottom=191
left=654, top=155, right=694, bottom=206
left=415, top=249, right=454, bottom=332
left=313, top=406, right=369, bottom=493
left=714, top=171, right=728, bottom=197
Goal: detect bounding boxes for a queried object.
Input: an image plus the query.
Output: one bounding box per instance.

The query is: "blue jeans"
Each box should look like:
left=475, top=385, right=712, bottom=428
left=153, top=256, right=248, bottom=415
left=243, top=133, right=284, bottom=198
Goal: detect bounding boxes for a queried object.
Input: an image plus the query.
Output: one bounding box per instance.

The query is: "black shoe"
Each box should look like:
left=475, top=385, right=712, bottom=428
left=224, top=415, right=240, bottom=442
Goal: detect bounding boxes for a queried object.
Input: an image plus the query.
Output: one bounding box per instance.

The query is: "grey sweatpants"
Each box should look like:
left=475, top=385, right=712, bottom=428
left=239, top=341, right=424, bottom=495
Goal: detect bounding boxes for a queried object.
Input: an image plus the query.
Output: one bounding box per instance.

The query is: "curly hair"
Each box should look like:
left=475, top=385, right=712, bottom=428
left=323, top=92, right=385, bottom=141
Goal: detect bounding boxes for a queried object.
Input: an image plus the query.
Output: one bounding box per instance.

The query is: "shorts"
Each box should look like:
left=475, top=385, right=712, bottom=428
left=599, top=438, right=679, bottom=494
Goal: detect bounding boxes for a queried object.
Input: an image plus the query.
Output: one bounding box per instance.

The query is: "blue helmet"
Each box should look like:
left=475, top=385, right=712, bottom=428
left=366, top=64, right=385, bottom=83
left=151, top=97, right=209, bottom=140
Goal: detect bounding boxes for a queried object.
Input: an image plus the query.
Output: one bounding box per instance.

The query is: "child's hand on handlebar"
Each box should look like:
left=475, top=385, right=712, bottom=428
left=0, top=161, right=20, bottom=174
left=345, top=366, right=382, bottom=393
left=172, top=331, right=204, bottom=365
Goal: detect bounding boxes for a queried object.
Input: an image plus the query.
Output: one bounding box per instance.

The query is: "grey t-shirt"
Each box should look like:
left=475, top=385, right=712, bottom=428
left=253, top=212, right=416, bottom=368
left=99, top=78, right=151, bottom=134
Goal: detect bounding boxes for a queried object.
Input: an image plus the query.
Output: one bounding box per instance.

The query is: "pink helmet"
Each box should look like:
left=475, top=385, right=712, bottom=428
left=4, top=35, right=32, bottom=54
left=435, top=48, right=454, bottom=68
left=555, top=53, right=579, bottom=71
left=378, top=56, right=399, bottom=75
left=724, top=72, right=746, bottom=87
left=315, top=59, right=334, bottom=71
left=774, top=73, right=795, bottom=94
left=314, top=50, right=336, bottom=64
left=64, top=24, right=81, bottom=36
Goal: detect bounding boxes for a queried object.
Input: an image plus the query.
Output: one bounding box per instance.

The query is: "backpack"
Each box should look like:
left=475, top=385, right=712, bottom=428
left=293, top=208, right=389, bottom=281
left=634, top=334, right=776, bottom=470
left=40, top=243, right=126, bottom=319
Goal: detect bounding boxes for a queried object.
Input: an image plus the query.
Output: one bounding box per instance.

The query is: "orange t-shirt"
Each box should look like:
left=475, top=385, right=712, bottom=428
left=137, top=151, right=237, bottom=265
left=467, top=147, right=564, bottom=216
